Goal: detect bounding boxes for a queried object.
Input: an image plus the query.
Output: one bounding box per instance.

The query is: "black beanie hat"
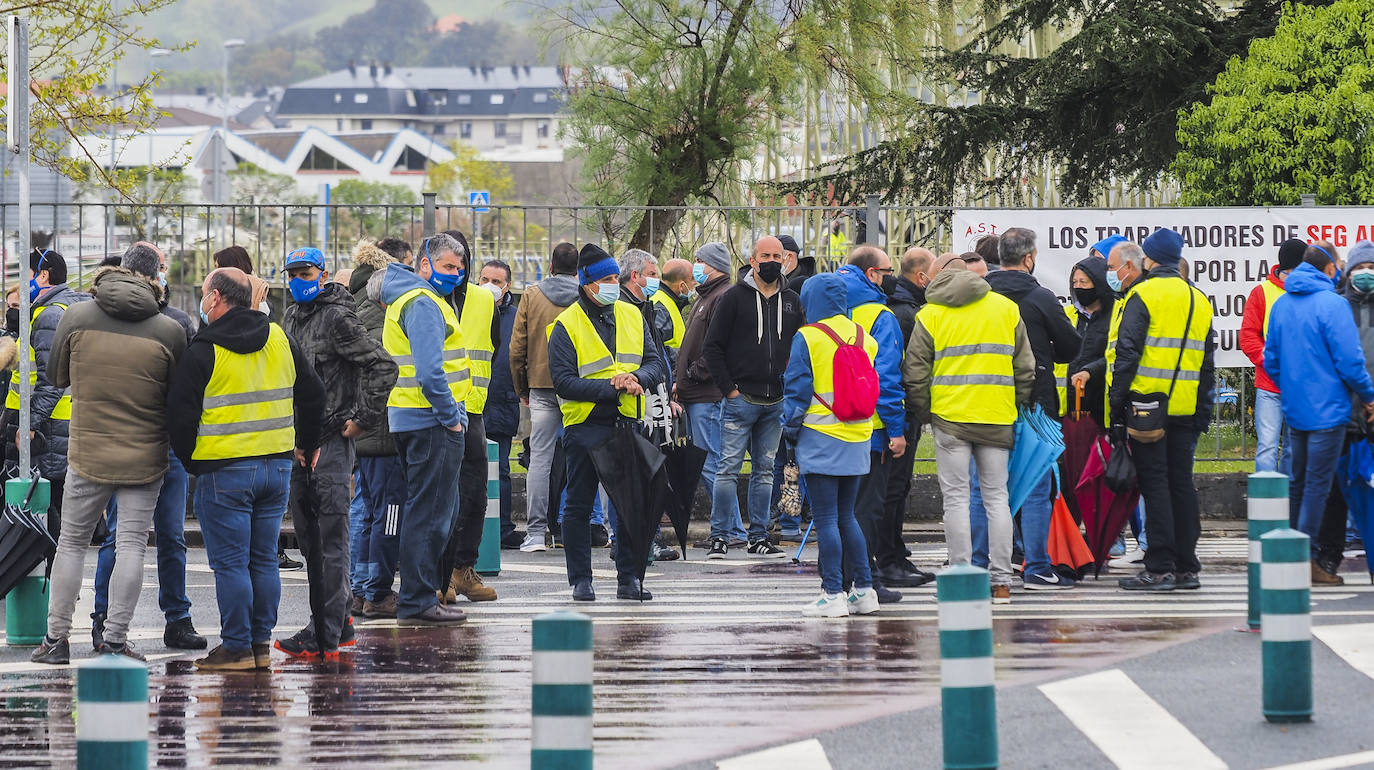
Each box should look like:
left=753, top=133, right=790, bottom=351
left=577, top=243, right=617, bottom=285
left=1277, top=238, right=1307, bottom=272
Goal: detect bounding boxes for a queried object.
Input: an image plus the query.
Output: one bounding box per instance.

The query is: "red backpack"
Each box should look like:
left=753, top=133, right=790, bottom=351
left=809, top=322, right=880, bottom=423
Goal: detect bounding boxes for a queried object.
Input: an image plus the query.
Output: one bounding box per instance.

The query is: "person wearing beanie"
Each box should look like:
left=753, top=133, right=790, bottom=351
left=1240, top=237, right=1307, bottom=475
left=1106, top=235, right=1217, bottom=592
left=547, top=244, right=666, bottom=601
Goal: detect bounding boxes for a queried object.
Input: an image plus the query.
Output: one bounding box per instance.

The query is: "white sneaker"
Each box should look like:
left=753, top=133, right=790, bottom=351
left=519, top=533, right=547, bottom=553
left=802, top=593, right=850, bottom=618
left=1109, top=549, right=1144, bottom=569
left=847, top=588, right=879, bottom=615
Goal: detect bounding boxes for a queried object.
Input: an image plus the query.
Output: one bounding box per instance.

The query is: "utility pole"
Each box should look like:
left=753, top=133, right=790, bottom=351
left=7, top=16, right=33, bottom=478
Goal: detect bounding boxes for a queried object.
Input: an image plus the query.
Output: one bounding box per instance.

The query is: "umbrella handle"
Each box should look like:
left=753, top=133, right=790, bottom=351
left=1074, top=382, right=1084, bottom=415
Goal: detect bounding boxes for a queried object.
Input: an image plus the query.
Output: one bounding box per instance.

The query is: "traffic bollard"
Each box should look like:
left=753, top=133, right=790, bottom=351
left=1261, top=528, right=1312, bottom=723
left=532, top=611, right=593, bottom=770
left=76, top=653, right=148, bottom=769
left=937, top=565, right=997, bottom=770
left=4, top=477, right=51, bottom=646
left=476, top=439, right=501, bottom=576
left=1247, top=472, right=1289, bottom=631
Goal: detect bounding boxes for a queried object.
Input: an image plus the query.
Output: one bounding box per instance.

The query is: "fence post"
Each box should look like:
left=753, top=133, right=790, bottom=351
left=76, top=654, right=148, bottom=769
left=864, top=194, right=880, bottom=247
left=532, top=611, right=593, bottom=770
left=937, top=565, right=997, bottom=770
left=4, top=477, right=51, bottom=645
left=422, top=192, right=436, bottom=237
left=1261, top=528, right=1312, bottom=723
left=1247, top=472, right=1289, bottom=631
left=476, top=439, right=501, bottom=576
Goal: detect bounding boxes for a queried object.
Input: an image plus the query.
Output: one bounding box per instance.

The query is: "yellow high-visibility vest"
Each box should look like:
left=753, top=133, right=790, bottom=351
left=6, top=303, right=72, bottom=420
left=384, top=286, right=471, bottom=410
left=1260, top=279, right=1285, bottom=337
left=798, top=316, right=878, bottom=443
left=1105, top=286, right=1135, bottom=427
left=193, top=323, right=296, bottom=460
left=456, top=282, right=496, bottom=415
left=1056, top=304, right=1079, bottom=416
left=649, top=291, right=684, bottom=349
left=852, top=301, right=896, bottom=431
left=918, top=292, right=1021, bottom=426
left=1123, top=277, right=1212, bottom=417
left=549, top=300, right=644, bottom=427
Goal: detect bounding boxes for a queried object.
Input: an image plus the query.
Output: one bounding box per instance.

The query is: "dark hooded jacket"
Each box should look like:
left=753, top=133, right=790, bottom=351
left=1066, top=256, right=1114, bottom=427
left=703, top=271, right=804, bottom=402
left=674, top=273, right=734, bottom=404
left=3, top=283, right=88, bottom=480
left=485, top=289, right=521, bottom=437
left=349, top=243, right=396, bottom=456
left=984, top=268, right=1081, bottom=415
left=787, top=255, right=817, bottom=297
left=887, top=275, right=925, bottom=349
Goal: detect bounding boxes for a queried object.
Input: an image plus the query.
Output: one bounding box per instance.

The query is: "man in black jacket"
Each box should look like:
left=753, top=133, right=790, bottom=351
left=702, top=236, right=803, bottom=559
left=986, top=228, right=1082, bottom=591
left=479, top=259, right=524, bottom=548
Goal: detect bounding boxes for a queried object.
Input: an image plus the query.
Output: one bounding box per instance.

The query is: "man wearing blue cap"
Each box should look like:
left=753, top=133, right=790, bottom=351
left=275, top=247, right=397, bottom=658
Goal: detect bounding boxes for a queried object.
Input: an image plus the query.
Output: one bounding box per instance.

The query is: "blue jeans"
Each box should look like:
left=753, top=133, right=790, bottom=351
left=1255, top=389, right=1288, bottom=475
left=1020, top=470, right=1056, bottom=577
left=806, top=473, right=870, bottom=594
left=713, top=397, right=783, bottom=542
left=687, top=400, right=744, bottom=540
left=93, top=450, right=191, bottom=623
left=356, top=455, right=405, bottom=601
left=1288, top=426, right=1345, bottom=558
left=558, top=486, right=604, bottom=526
left=770, top=440, right=803, bottom=534
left=1130, top=501, right=1149, bottom=551
left=395, top=425, right=464, bottom=617
left=971, top=456, right=1023, bottom=568
left=196, top=459, right=292, bottom=653
left=348, top=473, right=367, bottom=596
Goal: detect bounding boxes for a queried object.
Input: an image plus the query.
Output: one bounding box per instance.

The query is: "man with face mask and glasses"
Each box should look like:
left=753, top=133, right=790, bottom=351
left=478, top=259, right=525, bottom=549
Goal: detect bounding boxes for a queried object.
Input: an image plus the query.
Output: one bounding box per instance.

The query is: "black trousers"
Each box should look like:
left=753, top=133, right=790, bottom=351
left=562, top=421, right=636, bottom=585
left=289, top=432, right=354, bottom=648
left=879, top=415, right=919, bottom=567
left=1317, top=432, right=1355, bottom=565
left=441, top=413, right=487, bottom=577
left=1132, top=426, right=1201, bottom=575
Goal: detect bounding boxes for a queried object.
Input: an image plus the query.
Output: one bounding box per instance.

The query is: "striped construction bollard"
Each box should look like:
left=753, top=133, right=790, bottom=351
left=4, top=477, right=51, bottom=645
left=1247, top=472, right=1289, bottom=631
left=532, top=611, right=593, bottom=770
left=937, top=565, right=997, bottom=770
left=76, top=653, right=148, bottom=769
left=476, top=439, right=501, bottom=576
left=1261, top=528, right=1312, bottom=724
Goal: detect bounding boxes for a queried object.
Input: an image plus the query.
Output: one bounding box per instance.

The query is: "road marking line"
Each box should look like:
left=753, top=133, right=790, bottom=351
left=716, top=739, right=833, bottom=770
left=1039, top=669, right=1227, bottom=770
left=496, top=563, right=660, bottom=579
left=1313, top=623, right=1374, bottom=681
left=0, top=652, right=182, bottom=675
left=1262, top=751, right=1374, bottom=770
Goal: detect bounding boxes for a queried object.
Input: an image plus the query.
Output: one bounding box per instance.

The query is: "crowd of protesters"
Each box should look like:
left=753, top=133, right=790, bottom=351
left=5, top=218, right=1372, bottom=667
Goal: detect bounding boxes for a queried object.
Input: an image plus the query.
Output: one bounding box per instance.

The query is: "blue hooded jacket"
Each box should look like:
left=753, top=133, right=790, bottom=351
left=1265, top=262, right=1374, bottom=431
left=379, top=262, right=468, bottom=432
left=782, top=273, right=873, bottom=477
left=1089, top=234, right=1128, bottom=260
left=835, top=264, right=904, bottom=450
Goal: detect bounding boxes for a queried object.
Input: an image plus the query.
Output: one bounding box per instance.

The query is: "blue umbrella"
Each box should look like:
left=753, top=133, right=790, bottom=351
left=1338, top=438, right=1374, bottom=546
left=1008, top=405, right=1065, bottom=516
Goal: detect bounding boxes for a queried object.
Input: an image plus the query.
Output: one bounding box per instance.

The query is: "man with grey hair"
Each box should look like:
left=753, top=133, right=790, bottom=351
left=618, top=249, right=675, bottom=352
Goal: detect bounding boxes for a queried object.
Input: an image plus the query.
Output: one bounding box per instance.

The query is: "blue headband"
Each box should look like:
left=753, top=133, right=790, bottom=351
left=579, top=257, right=618, bottom=286
left=1311, top=244, right=1335, bottom=262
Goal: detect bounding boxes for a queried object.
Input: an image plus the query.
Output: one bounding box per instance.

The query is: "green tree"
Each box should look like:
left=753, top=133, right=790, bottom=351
left=426, top=141, right=514, bottom=203
left=315, top=0, right=434, bottom=71
left=1173, top=0, right=1374, bottom=205
left=329, top=178, right=416, bottom=238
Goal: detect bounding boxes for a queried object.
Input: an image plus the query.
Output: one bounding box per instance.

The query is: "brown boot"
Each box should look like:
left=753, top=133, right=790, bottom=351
left=1311, top=560, right=1345, bottom=586
left=451, top=566, right=498, bottom=602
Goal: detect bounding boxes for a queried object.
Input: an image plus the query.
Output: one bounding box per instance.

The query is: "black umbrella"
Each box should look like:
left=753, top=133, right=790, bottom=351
left=589, top=420, right=669, bottom=587
left=0, top=479, right=56, bottom=598
left=661, top=440, right=707, bottom=558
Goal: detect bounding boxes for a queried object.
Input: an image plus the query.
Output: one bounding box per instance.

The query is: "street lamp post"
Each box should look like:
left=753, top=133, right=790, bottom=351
left=147, top=48, right=172, bottom=240
left=216, top=39, right=245, bottom=207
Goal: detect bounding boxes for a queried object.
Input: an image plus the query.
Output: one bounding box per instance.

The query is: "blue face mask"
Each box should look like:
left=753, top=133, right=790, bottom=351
left=158, top=271, right=168, bottom=289
left=1106, top=269, right=1124, bottom=293
left=289, top=276, right=323, bottom=303
left=644, top=276, right=660, bottom=297
left=595, top=282, right=620, bottom=305
left=28, top=279, right=41, bottom=303
left=693, top=264, right=708, bottom=285
left=428, top=269, right=463, bottom=296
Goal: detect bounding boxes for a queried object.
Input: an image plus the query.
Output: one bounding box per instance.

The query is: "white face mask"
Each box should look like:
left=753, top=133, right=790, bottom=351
left=484, top=282, right=504, bottom=301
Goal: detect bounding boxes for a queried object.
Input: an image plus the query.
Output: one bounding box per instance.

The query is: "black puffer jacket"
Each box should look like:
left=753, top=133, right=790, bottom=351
left=887, top=276, right=925, bottom=348
left=1066, top=256, right=1114, bottom=427
left=984, top=268, right=1081, bottom=416
left=485, top=291, right=521, bottom=438
left=349, top=248, right=396, bottom=456
left=2, top=283, right=89, bottom=480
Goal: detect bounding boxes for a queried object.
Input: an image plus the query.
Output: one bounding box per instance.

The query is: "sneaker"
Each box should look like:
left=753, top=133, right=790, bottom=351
left=97, top=640, right=145, bottom=661
left=519, top=533, right=547, bottom=553
left=278, top=550, right=304, bottom=571
left=450, top=566, right=498, bottom=601
left=876, top=586, right=904, bottom=604
left=777, top=530, right=805, bottom=543
left=1108, top=536, right=1127, bottom=558
left=706, top=539, right=728, bottom=560
left=802, top=592, right=850, bottom=618
left=1109, top=549, right=1145, bottom=569
left=253, top=642, right=271, bottom=670
left=339, top=617, right=356, bottom=648
left=164, top=617, right=208, bottom=650
left=350, top=594, right=366, bottom=616
left=397, top=604, right=467, bottom=626
left=847, top=588, right=880, bottom=615
left=651, top=542, right=680, bottom=561
left=501, top=530, right=526, bottom=549
left=746, top=539, right=787, bottom=559
left=1119, top=570, right=1175, bottom=591
left=590, top=526, right=610, bottom=548
left=1023, top=571, right=1075, bottom=591
left=1174, top=572, right=1201, bottom=590
left=363, top=592, right=397, bottom=618
left=195, top=644, right=257, bottom=672
left=30, top=635, right=70, bottom=665
left=991, top=585, right=1011, bottom=605
left=91, top=612, right=105, bottom=652
left=275, top=629, right=323, bottom=660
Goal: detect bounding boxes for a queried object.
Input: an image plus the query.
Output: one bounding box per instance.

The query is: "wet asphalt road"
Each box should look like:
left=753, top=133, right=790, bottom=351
left=0, top=538, right=1370, bottom=769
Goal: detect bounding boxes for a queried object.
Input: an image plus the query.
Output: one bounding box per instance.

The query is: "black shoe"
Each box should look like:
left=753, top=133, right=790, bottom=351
left=746, top=539, right=787, bottom=559
left=278, top=550, right=303, bottom=571
left=879, top=564, right=934, bottom=588
left=616, top=578, right=653, bottom=601
left=590, top=526, right=610, bottom=548
left=30, top=635, right=70, bottom=665
left=164, top=618, right=208, bottom=650
left=274, top=628, right=323, bottom=660
left=91, top=612, right=106, bottom=652
left=339, top=617, right=356, bottom=648
left=1119, top=570, right=1176, bottom=591
left=875, top=586, right=904, bottom=604
left=396, top=604, right=467, bottom=626
left=1174, top=572, right=1201, bottom=590
left=706, top=539, right=728, bottom=560
left=572, top=579, right=596, bottom=602
left=97, top=640, right=146, bottom=661
left=651, top=542, right=680, bottom=561
left=501, top=530, right=526, bottom=549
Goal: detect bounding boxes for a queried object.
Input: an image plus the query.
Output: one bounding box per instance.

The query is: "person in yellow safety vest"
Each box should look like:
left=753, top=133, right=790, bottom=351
left=1239, top=238, right=1307, bottom=474
left=827, top=218, right=850, bottom=261
left=651, top=257, right=691, bottom=370
left=902, top=254, right=1036, bottom=606
left=428, top=229, right=500, bottom=606
left=165, top=267, right=325, bottom=671
left=781, top=272, right=883, bottom=618
left=1106, top=233, right=1216, bottom=593
left=371, top=232, right=472, bottom=627
left=546, top=244, right=667, bottom=602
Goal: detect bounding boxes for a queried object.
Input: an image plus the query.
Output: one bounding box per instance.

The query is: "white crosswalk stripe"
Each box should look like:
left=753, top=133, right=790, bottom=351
left=716, top=739, right=834, bottom=770
left=1313, top=623, right=1374, bottom=681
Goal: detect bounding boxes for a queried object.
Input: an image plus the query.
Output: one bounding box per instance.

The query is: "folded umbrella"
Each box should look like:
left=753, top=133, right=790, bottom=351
left=1008, top=405, right=1064, bottom=516
left=1047, top=489, right=1095, bottom=580
left=589, top=419, right=670, bottom=587
left=1075, top=435, right=1140, bottom=576
left=661, top=439, right=707, bottom=559
left=1061, top=384, right=1103, bottom=525
left=0, top=480, right=57, bottom=598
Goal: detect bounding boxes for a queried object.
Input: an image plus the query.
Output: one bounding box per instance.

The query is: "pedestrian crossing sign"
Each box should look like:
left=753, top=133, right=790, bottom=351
left=469, top=191, right=491, bottom=213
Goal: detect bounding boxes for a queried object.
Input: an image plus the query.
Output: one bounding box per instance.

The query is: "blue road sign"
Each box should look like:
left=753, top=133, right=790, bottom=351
left=469, top=191, right=491, bottom=213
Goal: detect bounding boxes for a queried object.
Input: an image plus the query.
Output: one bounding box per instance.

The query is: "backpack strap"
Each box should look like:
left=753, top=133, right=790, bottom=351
left=807, top=321, right=862, bottom=412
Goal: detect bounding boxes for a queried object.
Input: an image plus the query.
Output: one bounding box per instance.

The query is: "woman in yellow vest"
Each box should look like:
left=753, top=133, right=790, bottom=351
left=781, top=273, right=882, bottom=618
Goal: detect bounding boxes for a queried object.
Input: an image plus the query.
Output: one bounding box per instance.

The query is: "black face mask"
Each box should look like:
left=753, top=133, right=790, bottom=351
left=4, top=308, right=17, bottom=335
left=756, top=261, right=783, bottom=284
left=881, top=274, right=898, bottom=296
left=1073, top=287, right=1098, bottom=307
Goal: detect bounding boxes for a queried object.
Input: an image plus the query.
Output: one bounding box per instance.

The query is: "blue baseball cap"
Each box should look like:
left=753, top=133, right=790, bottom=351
left=285, top=247, right=326, bottom=270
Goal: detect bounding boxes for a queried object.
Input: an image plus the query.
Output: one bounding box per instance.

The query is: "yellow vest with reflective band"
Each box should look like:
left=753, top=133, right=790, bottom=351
left=384, top=287, right=471, bottom=410
left=192, top=324, right=296, bottom=461
left=919, top=292, right=1021, bottom=426
left=798, top=316, right=878, bottom=443
left=649, top=291, right=684, bottom=349
left=6, top=303, right=72, bottom=420
left=1123, top=277, right=1212, bottom=417
left=852, top=302, right=896, bottom=431
left=456, top=282, right=496, bottom=415
left=1260, top=279, right=1285, bottom=337
left=1056, top=304, right=1079, bottom=417
left=1104, top=286, right=1136, bottom=428
left=549, top=300, right=644, bottom=427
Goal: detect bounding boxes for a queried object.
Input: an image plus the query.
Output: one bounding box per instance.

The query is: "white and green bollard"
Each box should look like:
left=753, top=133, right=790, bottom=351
left=532, top=611, right=592, bottom=769
left=937, top=565, right=997, bottom=770
left=1261, top=528, right=1312, bottom=724
left=476, top=439, right=501, bottom=576
left=1247, top=472, right=1289, bottom=631
left=4, top=477, right=51, bottom=646
left=76, top=654, right=148, bottom=769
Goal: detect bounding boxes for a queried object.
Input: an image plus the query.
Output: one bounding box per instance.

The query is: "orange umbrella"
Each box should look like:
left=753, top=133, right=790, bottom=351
left=1048, top=490, right=1095, bottom=580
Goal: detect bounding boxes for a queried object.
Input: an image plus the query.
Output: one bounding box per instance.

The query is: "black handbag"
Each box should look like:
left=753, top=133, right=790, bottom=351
left=1105, top=435, right=1138, bottom=494
left=1127, top=289, right=1196, bottom=443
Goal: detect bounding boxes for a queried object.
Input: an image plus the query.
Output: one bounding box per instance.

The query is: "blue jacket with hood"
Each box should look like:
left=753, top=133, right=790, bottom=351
left=1265, top=261, right=1374, bottom=431
left=782, top=273, right=873, bottom=477
left=378, top=262, right=468, bottom=432
left=835, top=264, right=904, bottom=450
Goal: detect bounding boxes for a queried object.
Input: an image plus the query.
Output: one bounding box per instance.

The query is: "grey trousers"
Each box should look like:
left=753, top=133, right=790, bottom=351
left=289, top=432, right=355, bottom=650
left=932, top=426, right=1013, bottom=587
left=48, top=470, right=163, bottom=645
left=524, top=388, right=562, bottom=538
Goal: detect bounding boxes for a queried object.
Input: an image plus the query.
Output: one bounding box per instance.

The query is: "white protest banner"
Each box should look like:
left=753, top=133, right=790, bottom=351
left=951, top=208, right=1374, bottom=368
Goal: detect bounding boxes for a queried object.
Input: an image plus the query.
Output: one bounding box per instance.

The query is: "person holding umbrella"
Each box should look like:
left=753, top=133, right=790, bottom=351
left=547, top=244, right=666, bottom=601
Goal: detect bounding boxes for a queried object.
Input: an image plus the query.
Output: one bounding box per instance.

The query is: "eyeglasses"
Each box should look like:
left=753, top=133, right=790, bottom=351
left=874, top=267, right=895, bottom=274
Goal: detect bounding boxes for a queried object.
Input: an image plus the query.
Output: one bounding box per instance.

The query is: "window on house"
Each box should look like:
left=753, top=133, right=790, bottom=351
left=493, top=121, right=506, bottom=138
left=537, top=121, right=549, bottom=139
left=429, top=90, right=448, bottom=106
left=393, top=146, right=428, bottom=171
left=533, top=92, right=549, bottom=104
left=457, top=93, right=471, bottom=105
left=353, top=93, right=369, bottom=104
left=460, top=122, right=472, bottom=139
left=435, top=123, right=446, bottom=136
left=359, top=119, right=373, bottom=130
left=333, top=93, right=342, bottom=104
left=299, top=147, right=353, bottom=172
left=490, top=93, right=505, bottom=105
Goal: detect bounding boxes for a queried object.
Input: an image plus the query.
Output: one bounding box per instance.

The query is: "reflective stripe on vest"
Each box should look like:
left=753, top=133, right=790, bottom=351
left=1260, top=279, right=1285, bottom=338
left=918, top=292, right=1020, bottom=426
left=6, top=303, right=72, bottom=420
left=384, top=287, right=471, bottom=410
left=798, top=316, right=877, bottom=443
left=1056, top=304, right=1079, bottom=416
left=649, top=291, right=685, bottom=349
left=550, top=300, right=645, bottom=427
left=1104, top=287, right=1135, bottom=428
left=852, top=302, right=895, bottom=431
left=1125, top=277, right=1213, bottom=417
left=457, top=282, right=496, bottom=415
left=192, top=324, right=296, bottom=460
